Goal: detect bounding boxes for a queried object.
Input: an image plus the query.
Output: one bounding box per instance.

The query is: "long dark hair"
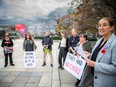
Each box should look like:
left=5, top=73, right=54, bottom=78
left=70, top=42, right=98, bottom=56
left=25, top=33, right=32, bottom=40
left=80, top=34, right=88, bottom=40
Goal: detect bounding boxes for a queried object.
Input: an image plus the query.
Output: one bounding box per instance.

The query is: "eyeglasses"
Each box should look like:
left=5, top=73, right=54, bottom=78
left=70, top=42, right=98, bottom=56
left=96, top=24, right=110, bottom=29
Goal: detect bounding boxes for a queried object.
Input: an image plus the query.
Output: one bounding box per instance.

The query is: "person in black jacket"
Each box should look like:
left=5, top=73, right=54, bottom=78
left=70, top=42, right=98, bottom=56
left=23, top=33, right=37, bottom=51
left=42, top=31, right=53, bottom=67
left=58, top=30, right=68, bottom=70
left=1, top=32, right=15, bottom=67
left=68, top=28, right=79, bottom=54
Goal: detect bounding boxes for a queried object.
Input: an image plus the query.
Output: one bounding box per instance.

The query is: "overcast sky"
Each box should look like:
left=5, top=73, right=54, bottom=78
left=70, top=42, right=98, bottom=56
left=0, top=0, right=73, bottom=33
left=0, top=0, right=72, bottom=25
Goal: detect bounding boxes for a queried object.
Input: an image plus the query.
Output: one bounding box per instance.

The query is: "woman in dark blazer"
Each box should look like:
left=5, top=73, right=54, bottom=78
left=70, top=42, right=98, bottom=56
left=79, top=17, right=116, bottom=87
left=58, top=30, right=68, bottom=69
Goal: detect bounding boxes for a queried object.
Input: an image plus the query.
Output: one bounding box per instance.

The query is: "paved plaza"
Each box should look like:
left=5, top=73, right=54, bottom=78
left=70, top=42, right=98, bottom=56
left=0, top=39, right=76, bottom=87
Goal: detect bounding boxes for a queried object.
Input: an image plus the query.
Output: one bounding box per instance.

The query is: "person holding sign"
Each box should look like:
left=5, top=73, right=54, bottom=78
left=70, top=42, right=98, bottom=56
left=77, top=34, right=92, bottom=53
left=75, top=34, right=92, bottom=87
left=23, top=33, right=37, bottom=51
left=68, top=28, right=79, bottom=54
left=23, top=33, right=37, bottom=68
left=42, top=31, right=53, bottom=67
left=58, top=30, right=68, bottom=70
left=1, top=32, right=15, bottom=67
left=79, top=17, right=116, bottom=87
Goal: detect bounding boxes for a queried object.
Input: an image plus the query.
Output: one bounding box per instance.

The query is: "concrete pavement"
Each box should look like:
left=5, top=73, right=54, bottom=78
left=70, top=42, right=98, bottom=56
left=0, top=39, right=76, bottom=87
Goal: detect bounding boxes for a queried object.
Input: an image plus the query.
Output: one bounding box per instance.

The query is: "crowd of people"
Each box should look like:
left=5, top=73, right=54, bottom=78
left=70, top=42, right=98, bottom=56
left=1, top=17, right=116, bottom=87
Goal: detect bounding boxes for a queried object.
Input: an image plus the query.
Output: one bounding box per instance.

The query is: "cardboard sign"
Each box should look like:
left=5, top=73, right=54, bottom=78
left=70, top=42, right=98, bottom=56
left=64, top=52, right=86, bottom=80
left=24, top=51, right=36, bottom=68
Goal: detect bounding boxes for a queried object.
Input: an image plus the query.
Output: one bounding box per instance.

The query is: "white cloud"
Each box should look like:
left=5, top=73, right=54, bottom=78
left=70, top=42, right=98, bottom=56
left=2, top=0, right=72, bottom=19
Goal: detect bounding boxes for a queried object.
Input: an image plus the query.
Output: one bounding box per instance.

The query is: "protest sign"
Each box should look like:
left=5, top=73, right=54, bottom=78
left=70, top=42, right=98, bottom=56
left=24, top=51, right=36, bottom=68
left=74, top=47, right=87, bottom=58
left=64, top=52, right=86, bottom=80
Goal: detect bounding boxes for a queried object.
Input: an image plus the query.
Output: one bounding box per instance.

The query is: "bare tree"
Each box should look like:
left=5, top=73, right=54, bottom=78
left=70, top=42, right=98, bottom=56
left=69, top=0, right=116, bottom=33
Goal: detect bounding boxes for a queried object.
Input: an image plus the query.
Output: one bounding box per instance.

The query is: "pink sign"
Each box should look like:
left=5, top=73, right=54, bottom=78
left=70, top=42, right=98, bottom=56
left=64, top=52, right=86, bottom=80
left=15, top=24, right=26, bottom=36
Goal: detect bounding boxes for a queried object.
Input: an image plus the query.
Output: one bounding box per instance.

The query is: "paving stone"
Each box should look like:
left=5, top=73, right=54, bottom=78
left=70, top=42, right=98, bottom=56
left=60, top=70, right=76, bottom=84
left=31, top=72, right=42, bottom=77
left=27, top=77, right=41, bottom=84
left=10, top=77, right=29, bottom=87
left=34, top=68, right=52, bottom=72
left=9, top=71, right=21, bottom=76
left=0, top=67, right=3, bottom=70
left=39, top=86, right=51, bottom=87
left=3, top=68, right=27, bottom=72
left=0, top=71, right=11, bottom=75
left=0, top=82, right=12, bottom=87
left=1, top=76, right=17, bottom=82
left=61, top=84, right=75, bottom=87
left=19, top=72, right=32, bottom=77
left=10, top=84, right=25, bottom=87
left=25, top=84, right=38, bottom=87
left=52, top=80, right=60, bottom=87
left=53, top=68, right=59, bottom=80
left=26, top=68, right=36, bottom=72
left=39, top=72, right=52, bottom=87
left=0, top=75, right=6, bottom=81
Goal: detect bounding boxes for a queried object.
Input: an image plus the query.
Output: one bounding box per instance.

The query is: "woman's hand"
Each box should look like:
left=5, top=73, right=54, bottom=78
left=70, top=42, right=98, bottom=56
left=72, top=50, right=76, bottom=55
left=84, top=58, right=95, bottom=67
left=84, top=51, right=91, bottom=58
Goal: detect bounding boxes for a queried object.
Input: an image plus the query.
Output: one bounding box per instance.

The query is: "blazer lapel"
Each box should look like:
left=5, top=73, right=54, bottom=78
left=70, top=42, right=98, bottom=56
left=91, top=38, right=102, bottom=54
left=96, top=33, right=116, bottom=62
left=96, top=43, right=111, bottom=62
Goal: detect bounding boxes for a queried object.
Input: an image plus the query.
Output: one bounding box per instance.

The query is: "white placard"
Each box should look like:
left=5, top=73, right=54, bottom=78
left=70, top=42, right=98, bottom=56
left=64, top=52, right=86, bottom=80
left=24, top=51, right=36, bottom=68
left=74, top=47, right=87, bottom=58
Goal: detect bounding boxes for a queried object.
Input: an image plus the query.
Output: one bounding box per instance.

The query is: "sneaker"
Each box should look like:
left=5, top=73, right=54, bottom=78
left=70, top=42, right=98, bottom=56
left=42, top=62, right=46, bottom=66
left=51, top=64, right=53, bottom=67
left=11, top=64, right=15, bottom=66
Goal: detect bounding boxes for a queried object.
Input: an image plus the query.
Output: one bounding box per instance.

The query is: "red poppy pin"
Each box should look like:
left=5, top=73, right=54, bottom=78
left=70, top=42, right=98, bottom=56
left=101, top=44, right=109, bottom=54
left=101, top=49, right=106, bottom=54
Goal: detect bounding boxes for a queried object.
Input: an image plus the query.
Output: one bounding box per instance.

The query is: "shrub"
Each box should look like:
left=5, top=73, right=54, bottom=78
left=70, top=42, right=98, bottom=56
left=34, top=36, right=61, bottom=40
left=34, top=36, right=43, bottom=39
left=88, top=37, right=97, bottom=41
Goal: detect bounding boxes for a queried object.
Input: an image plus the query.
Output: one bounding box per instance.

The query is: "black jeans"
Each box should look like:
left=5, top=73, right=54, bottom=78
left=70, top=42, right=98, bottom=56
left=58, top=47, right=67, bottom=67
left=4, top=53, right=13, bottom=65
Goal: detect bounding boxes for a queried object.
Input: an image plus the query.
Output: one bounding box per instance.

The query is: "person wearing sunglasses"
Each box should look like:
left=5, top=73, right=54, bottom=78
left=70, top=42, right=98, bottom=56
left=1, top=32, right=15, bottom=67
